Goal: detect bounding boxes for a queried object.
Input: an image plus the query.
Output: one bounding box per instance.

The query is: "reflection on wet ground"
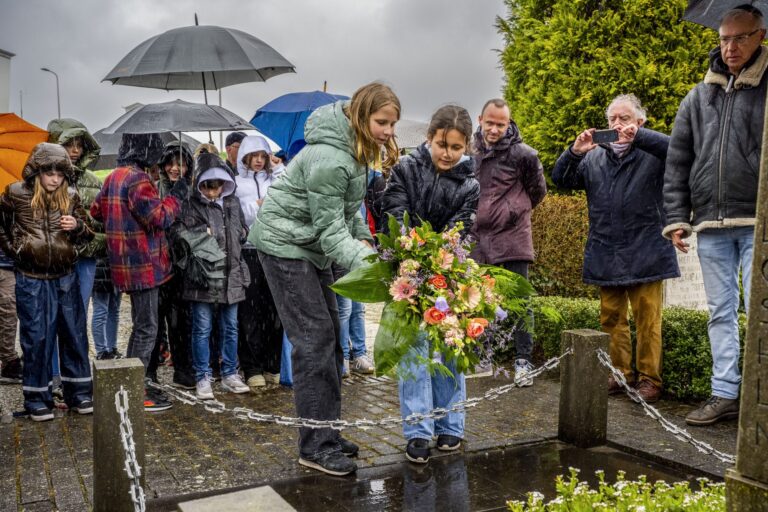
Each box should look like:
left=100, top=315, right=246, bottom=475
left=265, top=441, right=699, bottom=512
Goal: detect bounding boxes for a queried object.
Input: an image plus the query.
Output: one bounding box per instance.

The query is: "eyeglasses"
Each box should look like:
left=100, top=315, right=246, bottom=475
left=201, top=179, right=225, bottom=189
left=719, top=29, right=761, bottom=46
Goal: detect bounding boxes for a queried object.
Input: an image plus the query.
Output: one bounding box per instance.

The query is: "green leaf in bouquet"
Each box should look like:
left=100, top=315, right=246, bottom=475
left=330, top=261, right=393, bottom=303
left=374, top=302, right=421, bottom=376
left=480, top=264, right=536, bottom=298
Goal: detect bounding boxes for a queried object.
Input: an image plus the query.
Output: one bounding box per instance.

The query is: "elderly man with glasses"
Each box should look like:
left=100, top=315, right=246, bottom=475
left=664, top=5, right=767, bottom=426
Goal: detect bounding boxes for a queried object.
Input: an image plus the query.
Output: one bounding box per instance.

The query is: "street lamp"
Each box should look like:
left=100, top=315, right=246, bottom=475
left=40, top=67, right=61, bottom=119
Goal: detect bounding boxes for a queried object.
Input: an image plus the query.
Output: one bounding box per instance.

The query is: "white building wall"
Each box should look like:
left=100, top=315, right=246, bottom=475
left=0, top=50, right=13, bottom=113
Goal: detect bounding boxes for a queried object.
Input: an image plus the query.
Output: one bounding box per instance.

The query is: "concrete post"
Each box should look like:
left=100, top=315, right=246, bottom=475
left=93, top=359, right=146, bottom=512
left=558, top=329, right=610, bottom=448
left=725, top=101, right=768, bottom=511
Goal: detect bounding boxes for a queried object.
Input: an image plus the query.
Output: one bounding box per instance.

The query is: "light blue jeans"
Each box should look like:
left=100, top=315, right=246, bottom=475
left=336, top=294, right=367, bottom=360
left=280, top=332, right=293, bottom=387
left=91, top=290, right=121, bottom=356
left=190, top=302, right=239, bottom=382
left=697, top=227, right=753, bottom=400
left=398, top=336, right=465, bottom=441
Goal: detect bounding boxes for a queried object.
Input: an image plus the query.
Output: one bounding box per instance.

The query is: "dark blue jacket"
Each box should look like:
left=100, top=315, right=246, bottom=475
left=552, top=128, right=680, bottom=287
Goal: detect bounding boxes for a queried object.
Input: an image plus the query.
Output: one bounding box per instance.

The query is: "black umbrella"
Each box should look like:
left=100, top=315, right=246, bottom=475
left=102, top=20, right=295, bottom=97
left=101, top=99, right=254, bottom=135
left=683, top=0, right=768, bottom=30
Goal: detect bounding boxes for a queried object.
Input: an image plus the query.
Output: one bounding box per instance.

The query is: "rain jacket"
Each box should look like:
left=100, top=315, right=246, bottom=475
left=663, top=46, right=768, bottom=238
left=172, top=154, right=249, bottom=304
left=235, top=135, right=284, bottom=228
left=0, top=143, right=94, bottom=279
left=381, top=143, right=480, bottom=236
left=552, top=128, right=680, bottom=287
left=469, top=124, right=547, bottom=264
left=249, top=101, right=375, bottom=271
left=91, top=133, right=188, bottom=292
left=47, top=118, right=105, bottom=258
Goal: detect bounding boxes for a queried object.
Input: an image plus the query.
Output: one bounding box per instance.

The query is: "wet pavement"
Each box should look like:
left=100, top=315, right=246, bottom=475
left=0, top=300, right=740, bottom=511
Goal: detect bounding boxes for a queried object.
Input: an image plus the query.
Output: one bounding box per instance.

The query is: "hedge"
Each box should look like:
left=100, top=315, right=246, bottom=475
left=499, top=296, right=746, bottom=401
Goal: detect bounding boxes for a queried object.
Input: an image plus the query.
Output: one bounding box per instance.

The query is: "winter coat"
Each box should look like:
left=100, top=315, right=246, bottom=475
left=249, top=101, right=375, bottom=271
left=92, top=255, right=115, bottom=294
left=172, top=155, right=249, bottom=304
left=381, top=144, right=480, bottom=236
left=469, top=124, right=547, bottom=264
left=663, top=46, right=768, bottom=239
left=47, top=118, right=105, bottom=258
left=235, top=136, right=283, bottom=228
left=0, top=143, right=94, bottom=279
left=552, top=128, right=680, bottom=287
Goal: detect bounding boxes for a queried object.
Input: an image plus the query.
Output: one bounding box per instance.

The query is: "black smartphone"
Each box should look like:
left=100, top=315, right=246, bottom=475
left=592, top=129, right=619, bottom=144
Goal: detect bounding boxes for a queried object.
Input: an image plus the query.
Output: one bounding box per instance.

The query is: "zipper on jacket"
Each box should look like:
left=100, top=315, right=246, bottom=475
left=716, top=75, right=736, bottom=222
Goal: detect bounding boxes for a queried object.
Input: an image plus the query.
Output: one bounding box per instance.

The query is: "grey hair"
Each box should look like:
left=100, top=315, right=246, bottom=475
left=721, top=6, right=766, bottom=30
left=606, top=94, right=647, bottom=123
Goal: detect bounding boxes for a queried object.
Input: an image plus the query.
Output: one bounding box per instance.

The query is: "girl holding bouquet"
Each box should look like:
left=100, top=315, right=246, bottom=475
left=250, top=82, right=400, bottom=476
left=381, top=105, right=480, bottom=464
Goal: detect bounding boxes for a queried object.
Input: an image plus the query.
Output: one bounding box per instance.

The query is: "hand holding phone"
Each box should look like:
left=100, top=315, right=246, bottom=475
left=591, top=129, right=619, bottom=144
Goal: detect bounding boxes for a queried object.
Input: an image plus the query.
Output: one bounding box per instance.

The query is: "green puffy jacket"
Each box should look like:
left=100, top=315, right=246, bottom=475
left=249, top=101, right=374, bottom=271
left=47, top=118, right=105, bottom=258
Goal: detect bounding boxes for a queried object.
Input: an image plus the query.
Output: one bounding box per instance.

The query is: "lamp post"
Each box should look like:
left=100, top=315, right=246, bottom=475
left=40, top=67, right=61, bottom=119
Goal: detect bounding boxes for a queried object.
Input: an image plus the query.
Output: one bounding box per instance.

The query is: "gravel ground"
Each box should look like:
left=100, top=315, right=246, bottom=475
left=0, top=296, right=383, bottom=419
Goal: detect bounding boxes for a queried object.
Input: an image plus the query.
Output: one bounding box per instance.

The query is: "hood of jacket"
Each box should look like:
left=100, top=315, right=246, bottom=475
left=21, top=142, right=75, bottom=184
left=195, top=152, right=236, bottom=198
left=158, top=141, right=193, bottom=186
left=473, top=120, right=523, bottom=156
left=46, top=118, right=101, bottom=172
left=303, top=100, right=355, bottom=157
left=412, top=143, right=475, bottom=180
left=116, top=133, right=166, bottom=169
left=236, top=135, right=272, bottom=177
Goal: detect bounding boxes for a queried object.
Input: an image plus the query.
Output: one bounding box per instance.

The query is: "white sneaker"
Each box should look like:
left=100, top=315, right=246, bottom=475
left=350, top=354, right=374, bottom=375
left=196, top=377, right=215, bottom=400
left=342, top=360, right=350, bottom=379
left=247, top=374, right=266, bottom=388
left=221, top=374, right=250, bottom=394
left=514, top=359, right=534, bottom=387
left=263, top=372, right=280, bottom=385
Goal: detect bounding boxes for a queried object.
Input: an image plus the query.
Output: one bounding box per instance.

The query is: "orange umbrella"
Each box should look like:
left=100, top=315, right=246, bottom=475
left=0, top=113, right=49, bottom=190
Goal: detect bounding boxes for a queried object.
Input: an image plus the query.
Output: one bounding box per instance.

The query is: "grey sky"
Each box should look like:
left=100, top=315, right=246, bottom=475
left=0, top=0, right=507, bottom=147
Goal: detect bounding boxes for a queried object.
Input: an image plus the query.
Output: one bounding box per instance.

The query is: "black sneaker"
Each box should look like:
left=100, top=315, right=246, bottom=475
left=405, top=438, right=431, bottom=464
left=71, top=400, right=93, bottom=415
left=143, top=388, right=173, bottom=412
left=0, top=357, right=22, bottom=383
left=96, top=351, right=114, bottom=360
left=111, top=348, right=124, bottom=359
left=339, top=437, right=359, bottom=457
left=299, top=451, right=357, bottom=476
left=172, top=371, right=196, bottom=390
left=29, top=406, right=54, bottom=422
left=436, top=434, right=462, bottom=451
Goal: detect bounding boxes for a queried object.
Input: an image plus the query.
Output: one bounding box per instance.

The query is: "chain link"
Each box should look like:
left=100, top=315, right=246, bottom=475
left=115, top=387, right=146, bottom=512
left=147, top=350, right=571, bottom=431
left=595, top=348, right=736, bottom=465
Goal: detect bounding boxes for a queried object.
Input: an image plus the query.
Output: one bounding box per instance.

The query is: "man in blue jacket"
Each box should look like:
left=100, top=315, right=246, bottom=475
left=664, top=6, right=766, bottom=425
left=553, top=94, right=680, bottom=403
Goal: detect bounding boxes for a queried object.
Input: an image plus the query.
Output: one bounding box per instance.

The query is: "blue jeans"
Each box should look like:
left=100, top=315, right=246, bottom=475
left=336, top=294, right=367, bottom=360
left=17, top=272, right=92, bottom=411
left=697, top=227, right=753, bottom=400
left=280, top=332, right=293, bottom=386
left=190, top=302, right=239, bottom=382
left=91, top=290, right=121, bottom=356
left=52, top=258, right=97, bottom=378
left=398, top=336, right=466, bottom=441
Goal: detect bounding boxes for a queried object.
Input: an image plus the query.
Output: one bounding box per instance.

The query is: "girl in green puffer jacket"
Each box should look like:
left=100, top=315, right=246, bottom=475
left=251, top=82, right=400, bottom=476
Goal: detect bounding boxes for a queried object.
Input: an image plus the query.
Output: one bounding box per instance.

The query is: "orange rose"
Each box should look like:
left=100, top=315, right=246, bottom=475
left=428, top=274, right=448, bottom=289
left=423, top=307, right=446, bottom=325
left=465, top=318, right=489, bottom=338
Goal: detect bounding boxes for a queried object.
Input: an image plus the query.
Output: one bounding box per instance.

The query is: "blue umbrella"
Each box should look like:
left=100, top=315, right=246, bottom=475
left=250, top=90, right=348, bottom=159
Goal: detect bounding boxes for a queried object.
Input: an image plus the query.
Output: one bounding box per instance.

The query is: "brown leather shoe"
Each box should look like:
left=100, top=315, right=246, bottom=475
left=608, top=376, right=623, bottom=395
left=635, top=380, right=662, bottom=403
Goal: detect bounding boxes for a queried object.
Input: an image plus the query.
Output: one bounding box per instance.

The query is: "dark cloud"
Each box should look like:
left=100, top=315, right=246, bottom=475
left=1, top=0, right=506, bottom=146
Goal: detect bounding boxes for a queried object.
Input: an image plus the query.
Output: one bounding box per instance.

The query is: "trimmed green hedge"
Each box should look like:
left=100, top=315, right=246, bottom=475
left=511, top=296, right=746, bottom=401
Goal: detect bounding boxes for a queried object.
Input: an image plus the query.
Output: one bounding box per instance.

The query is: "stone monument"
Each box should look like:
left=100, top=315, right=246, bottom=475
left=663, top=232, right=708, bottom=311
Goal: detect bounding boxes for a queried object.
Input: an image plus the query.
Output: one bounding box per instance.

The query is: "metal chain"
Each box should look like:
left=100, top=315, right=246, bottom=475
left=595, top=348, right=736, bottom=465
left=115, top=387, right=146, bottom=512
left=146, top=350, right=571, bottom=431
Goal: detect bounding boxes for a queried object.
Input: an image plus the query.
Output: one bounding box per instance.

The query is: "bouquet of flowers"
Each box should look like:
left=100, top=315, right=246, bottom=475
left=332, top=213, right=540, bottom=377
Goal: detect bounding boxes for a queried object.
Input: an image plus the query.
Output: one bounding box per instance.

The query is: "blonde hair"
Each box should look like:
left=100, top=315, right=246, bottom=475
left=31, top=173, right=71, bottom=217
left=194, top=143, right=220, bottom=158
left=346, top=82, right=400, bottom=170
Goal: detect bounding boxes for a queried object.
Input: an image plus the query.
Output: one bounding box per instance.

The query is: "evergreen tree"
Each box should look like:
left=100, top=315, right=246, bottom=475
left=497, top=0, right=712, bottom=175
